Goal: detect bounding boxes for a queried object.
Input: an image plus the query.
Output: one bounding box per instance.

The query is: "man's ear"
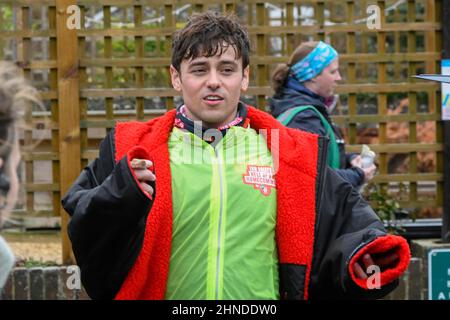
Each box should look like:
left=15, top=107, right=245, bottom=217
left=241, top=65, right=250, bottom=92
left=170, top=65, right=182, bottom=92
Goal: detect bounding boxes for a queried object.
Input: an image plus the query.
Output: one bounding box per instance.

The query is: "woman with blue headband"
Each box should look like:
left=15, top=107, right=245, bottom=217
left=270, top=41, right=376, bottom=188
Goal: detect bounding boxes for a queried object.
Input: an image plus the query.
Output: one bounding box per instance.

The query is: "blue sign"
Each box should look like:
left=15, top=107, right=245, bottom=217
left=442, top=60, right=450, bottom=120
left=428, top=249, right=450, bottom=300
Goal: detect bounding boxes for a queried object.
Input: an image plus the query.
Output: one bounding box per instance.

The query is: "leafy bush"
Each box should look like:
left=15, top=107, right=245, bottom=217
left=362, top=182, right=413, bottom=234
left=15, top=258, right=59, bottom=268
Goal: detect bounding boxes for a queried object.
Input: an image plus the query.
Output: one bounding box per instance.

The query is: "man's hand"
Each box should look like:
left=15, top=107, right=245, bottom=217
left=353, top=252, right=399, bottom=279
left=131, top=158, right=156, bottom=197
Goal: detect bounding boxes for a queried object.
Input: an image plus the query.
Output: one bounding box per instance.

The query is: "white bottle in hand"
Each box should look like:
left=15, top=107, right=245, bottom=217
left=361, top=144, right=376, bottom=168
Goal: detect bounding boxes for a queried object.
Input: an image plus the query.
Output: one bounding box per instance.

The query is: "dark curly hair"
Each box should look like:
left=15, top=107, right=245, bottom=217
left=171, top=11, right=250, bottom=73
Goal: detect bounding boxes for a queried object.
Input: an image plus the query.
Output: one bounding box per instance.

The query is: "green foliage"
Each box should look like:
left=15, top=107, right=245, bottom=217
left=112, top=39, right=135, bottom=55
left=16, top=258, right=59, bottom=268
left=363, top=182, right=406, bottom=235
left=1, top=6, right=14, bottom=31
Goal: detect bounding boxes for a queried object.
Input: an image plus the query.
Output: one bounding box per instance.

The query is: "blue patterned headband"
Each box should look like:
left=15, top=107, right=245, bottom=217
left=290, top=41, right=338, bottom=82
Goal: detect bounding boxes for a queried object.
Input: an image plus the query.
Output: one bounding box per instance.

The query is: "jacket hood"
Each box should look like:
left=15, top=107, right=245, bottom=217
left=269, top=76, right=329, bottom=119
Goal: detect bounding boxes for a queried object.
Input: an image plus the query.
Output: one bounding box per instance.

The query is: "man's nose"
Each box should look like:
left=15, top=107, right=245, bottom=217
left=206, top=70, right=221, bottom=89
left=336, top=71, right=342, bottom=81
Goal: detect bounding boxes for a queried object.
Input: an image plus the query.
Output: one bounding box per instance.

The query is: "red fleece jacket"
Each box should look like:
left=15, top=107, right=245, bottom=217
left=112, top=106, right=410, bottom=300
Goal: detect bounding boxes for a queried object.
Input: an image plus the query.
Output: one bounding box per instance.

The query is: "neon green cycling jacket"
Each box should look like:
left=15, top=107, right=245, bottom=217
left=165, top=126, right=279, bottom=299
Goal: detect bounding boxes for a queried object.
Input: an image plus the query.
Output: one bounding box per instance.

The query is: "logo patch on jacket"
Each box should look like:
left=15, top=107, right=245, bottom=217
left=242, top=165, right=276, bottom=196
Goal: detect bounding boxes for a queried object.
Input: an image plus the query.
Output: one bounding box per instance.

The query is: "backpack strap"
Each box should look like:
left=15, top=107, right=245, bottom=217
left=277, top=106, right=340, bottom=169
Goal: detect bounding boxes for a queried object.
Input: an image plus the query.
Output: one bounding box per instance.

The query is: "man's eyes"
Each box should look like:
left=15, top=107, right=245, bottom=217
left=189, top=67, right=236, bottom=74
left=191, top=68, right=206, bottom=74
left=222, top=67, right=236, bottom=73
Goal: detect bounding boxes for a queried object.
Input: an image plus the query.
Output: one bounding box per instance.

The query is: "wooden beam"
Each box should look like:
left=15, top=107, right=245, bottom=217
left=442, top=0, right=450, bottom=242
left=56, top=0, right=79, bottom=264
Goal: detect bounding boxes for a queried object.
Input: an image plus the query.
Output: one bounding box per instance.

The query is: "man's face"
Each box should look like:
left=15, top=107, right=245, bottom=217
left=310, top=59, right=341, bottom=98
left=170, top=45, right=250, bottom=129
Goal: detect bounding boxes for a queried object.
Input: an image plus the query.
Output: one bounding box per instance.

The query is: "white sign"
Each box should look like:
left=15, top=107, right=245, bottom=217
left=442, top=60, right=450, bottom=120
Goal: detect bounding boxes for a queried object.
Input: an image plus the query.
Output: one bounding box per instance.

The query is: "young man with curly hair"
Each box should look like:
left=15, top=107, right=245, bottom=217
left=63, top=12, right=410, bottom=300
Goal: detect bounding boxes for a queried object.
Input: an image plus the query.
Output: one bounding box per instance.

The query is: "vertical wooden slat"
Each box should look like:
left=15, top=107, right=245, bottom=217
left=316, top=1, right=325, bottom=42
left=79, top=5, right=88, bottom=169
left=135, top=5, right=144, bottom=120
left=394, top=4, right=401, bottom=80
left=193, top=3, right=204, bottom=13
left=256, top=2, right=267, bottom=110
left=408, top=0, right=418, bottom=204
left=104, top=6, right=114, bottom=122
left=164, top=4, right=174, bottom=111
left=361, top=0, right=368, bottom=82
left=18, top=6, right=34, bottom=221
left=377, top=1, right=388, bottom=192
left=224, top=2, right=236, bottom=13
left=247, top=3, right=253, bottom=26
left=49, top=6, right=60, bottom=218
left=442, top=0, right=450, bottom=241
left=347, top=1, right=357, bottom=145
left=122, top=8, right=131, bottom=86
left=435, top=0, right=444, bottom=212
left=286, top=2, right=294, bottom=54
left=426, top=0, right=437, bottom=74
left=56, top=0, right=79, bottom=264
left=0, top=6, right=4, bottom=59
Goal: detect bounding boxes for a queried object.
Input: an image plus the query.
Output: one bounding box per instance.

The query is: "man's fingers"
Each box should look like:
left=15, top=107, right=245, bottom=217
left=131, top=159, right=155, bottom=197
left=140, top=182, right=154, bottom=197
left=374, top=253, right=399, bottom=268
left=353, top=254, right=377, bottom=280
left=131, top=158, right=153, bottom=169
left=355, top=253, right=399, bottom=277
left=363, top=254, right=375, bottom=270
left=134, top=169, right=156, bottom=182
left=353, top=262, right=367, bottom=279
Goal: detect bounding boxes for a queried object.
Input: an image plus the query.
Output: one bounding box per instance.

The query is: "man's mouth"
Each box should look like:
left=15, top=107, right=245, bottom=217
left=203, top=95, right=224, bottom=105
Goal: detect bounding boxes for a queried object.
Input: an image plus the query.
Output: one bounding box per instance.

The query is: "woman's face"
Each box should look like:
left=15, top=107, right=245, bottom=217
left=306, top=59, right=342, bottom=99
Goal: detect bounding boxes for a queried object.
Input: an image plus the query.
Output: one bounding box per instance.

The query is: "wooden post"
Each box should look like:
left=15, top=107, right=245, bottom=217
left=377, top=0, right=388, bottom=199
left=56, top=0, right=80, bottom=264
left=407, top=0, right=418, bottom=213
left=256, top=2, right=267, bottom=110
left=442, top=0, right=450, bottom=242
left=346, top=1, right=357, bottom=146
left=164, top=4, right=174, bottom=111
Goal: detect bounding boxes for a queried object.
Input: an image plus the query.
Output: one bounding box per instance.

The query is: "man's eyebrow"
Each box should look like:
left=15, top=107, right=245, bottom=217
left=187, top=59, right=239, bottom=69
left=218, top=60, right=238, bottom=66
left=187, top=61, right=208, bottom=68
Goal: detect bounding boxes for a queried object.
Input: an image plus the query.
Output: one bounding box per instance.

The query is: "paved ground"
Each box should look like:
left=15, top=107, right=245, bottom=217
left=0, top=231, right=62, bottom=265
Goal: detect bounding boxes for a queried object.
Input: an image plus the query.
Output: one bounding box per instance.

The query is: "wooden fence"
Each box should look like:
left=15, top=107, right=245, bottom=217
left=0, top=0, right=444, bottom=263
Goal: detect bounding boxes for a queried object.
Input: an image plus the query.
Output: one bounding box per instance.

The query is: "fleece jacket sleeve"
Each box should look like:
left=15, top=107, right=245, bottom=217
left=61, top=129, right=154, bottom=299
left=309, top=167, right=410, bottom=300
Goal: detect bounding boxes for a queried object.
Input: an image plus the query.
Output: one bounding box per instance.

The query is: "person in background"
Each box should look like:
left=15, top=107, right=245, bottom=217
left=270, top=41, right=376, bottom=189
left=0, top=61, right=41, bottom=291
